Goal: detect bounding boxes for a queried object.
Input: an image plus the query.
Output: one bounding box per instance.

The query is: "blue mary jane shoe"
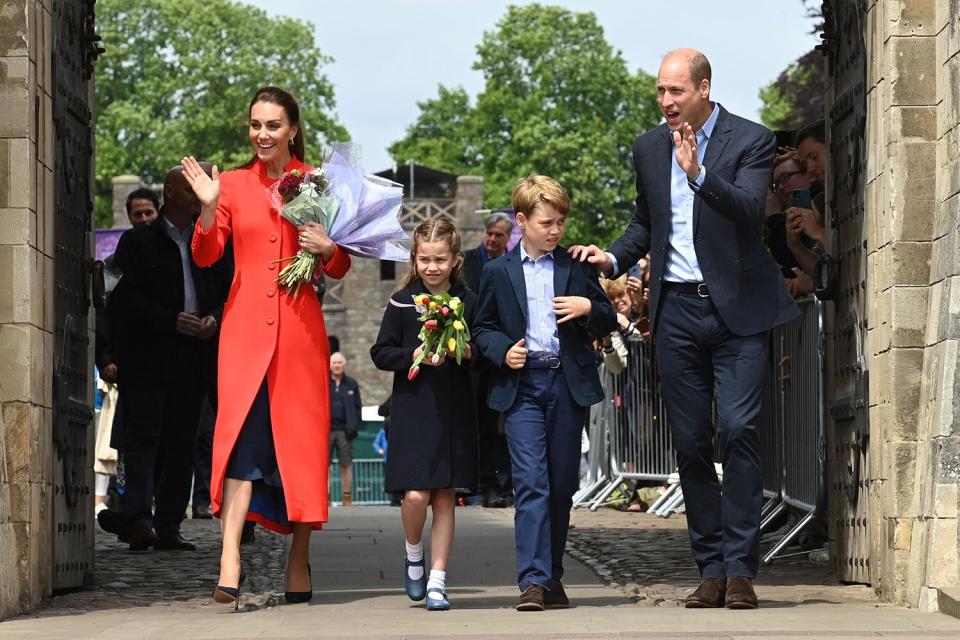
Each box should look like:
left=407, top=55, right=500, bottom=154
left=425, top=587, right=450, bottom=611
left=404, top=557, right=427, bottom=601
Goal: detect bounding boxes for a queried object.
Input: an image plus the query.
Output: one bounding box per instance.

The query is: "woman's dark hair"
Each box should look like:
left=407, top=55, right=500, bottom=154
left=239, top=86, right=306, bottom=168
left=794, top=119, right=825, bottom=147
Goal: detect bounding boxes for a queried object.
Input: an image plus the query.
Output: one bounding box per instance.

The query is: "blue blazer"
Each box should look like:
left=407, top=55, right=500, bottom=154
left=607, top=105, right=797, bottom=336
left=473, top=244, right=617, bottom=412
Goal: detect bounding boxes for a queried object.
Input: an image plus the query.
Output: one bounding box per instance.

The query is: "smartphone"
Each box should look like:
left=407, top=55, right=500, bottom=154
left=627, top=264, right=643, bottom=279
left=791, top=188, right=812, bottom=210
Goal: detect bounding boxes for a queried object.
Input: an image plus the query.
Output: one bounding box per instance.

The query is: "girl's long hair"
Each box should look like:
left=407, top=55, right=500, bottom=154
left=239, top=86, right=306, bottom=169
left=398, top=215, right=464, bottom=290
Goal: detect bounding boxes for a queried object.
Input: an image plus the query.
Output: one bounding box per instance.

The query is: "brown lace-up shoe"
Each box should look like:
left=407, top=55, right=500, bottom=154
left=516, top=583, right=545, bottom=611
left=725, top=576, right=759, bottom=609
left=684, top=577, right=726, bottom=608
left=544, top=579, right=570, bottom=608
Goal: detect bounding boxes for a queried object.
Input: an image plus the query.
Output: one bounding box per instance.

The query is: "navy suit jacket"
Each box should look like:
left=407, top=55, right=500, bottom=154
left=473, top=244, right=617, bottom=412
left=608, top=105, right=797, bottom=336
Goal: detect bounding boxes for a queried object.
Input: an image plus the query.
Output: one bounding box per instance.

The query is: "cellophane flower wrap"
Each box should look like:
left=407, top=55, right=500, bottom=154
left=271, top=143, right=408, bottom=297
left=407, top=292, right=471, bottom=381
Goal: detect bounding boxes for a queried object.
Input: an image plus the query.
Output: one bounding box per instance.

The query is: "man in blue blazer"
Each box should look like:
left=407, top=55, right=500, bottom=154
left=573, top=49, right=797, bottom=609
left=474, top=176, right=616, bottom=611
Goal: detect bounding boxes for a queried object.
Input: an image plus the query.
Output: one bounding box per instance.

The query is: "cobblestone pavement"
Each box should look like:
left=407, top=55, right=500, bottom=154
left=34, top=518, right=287, bottom=615
left=565, top=508, right=876, bottom=607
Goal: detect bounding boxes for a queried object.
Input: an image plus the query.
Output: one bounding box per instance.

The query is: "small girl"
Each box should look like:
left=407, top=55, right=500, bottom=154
left=370, top=215, right=479, bottom=611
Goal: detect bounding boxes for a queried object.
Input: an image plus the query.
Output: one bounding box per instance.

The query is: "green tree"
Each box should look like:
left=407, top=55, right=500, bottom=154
left=389, top=4, right=660, bottom=246
left=94, top=0, right=347, bottom=227
left=758, top=49, right=825, bottom=132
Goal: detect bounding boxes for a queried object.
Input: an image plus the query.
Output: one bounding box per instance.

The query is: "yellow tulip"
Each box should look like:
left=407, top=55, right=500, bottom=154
left=448, top=298, right=460, bottom=310
left=453, top=320, right=464, bottom=331
left=429, top=301, right=438, bottom=310
left=448, top=338, right=457, bottom=352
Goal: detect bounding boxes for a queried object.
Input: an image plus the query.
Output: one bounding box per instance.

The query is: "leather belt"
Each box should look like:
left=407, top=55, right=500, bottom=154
left=523, top=355, right=561, bottom=370
left=663, top=281, right=710, bottom=298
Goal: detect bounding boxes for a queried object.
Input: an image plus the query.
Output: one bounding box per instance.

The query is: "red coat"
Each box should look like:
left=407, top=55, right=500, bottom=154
left=191, top=157, right=350, bottom=533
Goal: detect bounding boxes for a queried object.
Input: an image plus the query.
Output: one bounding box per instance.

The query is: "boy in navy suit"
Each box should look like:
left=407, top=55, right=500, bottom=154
left=473, top=175, right=616, bottom=611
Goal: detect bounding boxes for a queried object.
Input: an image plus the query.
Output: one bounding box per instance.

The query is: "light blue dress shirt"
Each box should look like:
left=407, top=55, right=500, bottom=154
left=164, top=217, right=198, bottom=312
left=607, top=104, right=719, bottom=280
left=663, top=104, right=719, bottom=283
left=519, top=241, right=560, bottom=357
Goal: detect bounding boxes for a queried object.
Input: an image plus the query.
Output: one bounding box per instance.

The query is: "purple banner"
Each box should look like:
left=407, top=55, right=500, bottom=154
left=95, top=227, right=129, bottom=261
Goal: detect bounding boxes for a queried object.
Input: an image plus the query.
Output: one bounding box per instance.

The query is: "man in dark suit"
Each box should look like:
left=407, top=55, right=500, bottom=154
left=111, top=163, right=225, bottom=551
left=463, top=211, right=513, bottom=294
left=329, top=352, right=362, bottom=506
left=572, top=49, right=797, bottom=609
left=462, top=211, right=514, bottom=507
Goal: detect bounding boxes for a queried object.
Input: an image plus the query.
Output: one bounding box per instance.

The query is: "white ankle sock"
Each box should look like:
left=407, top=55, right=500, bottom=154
left=405, top=541, right=424, bottom=580
left=427, top=570, right=446, bottom=596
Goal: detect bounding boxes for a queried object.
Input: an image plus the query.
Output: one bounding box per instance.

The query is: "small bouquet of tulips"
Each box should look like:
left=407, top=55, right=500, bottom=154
left=407, top=292, right=471, bottom=381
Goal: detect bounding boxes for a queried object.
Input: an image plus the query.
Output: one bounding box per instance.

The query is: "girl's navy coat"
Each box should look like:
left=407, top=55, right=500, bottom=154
left=370, top=280, right=479, bottom=493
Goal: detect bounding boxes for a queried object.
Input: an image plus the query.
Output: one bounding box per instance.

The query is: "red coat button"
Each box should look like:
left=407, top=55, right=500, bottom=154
left=269, top=233, right=277, bottom=242
left=267, top=288, right=276, bottom=298
left=268, top=263, right=277, bottom=271
left=266, top=316, right=275, bottom=325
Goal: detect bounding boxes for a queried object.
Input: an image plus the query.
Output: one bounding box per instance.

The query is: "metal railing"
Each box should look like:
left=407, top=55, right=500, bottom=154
left=578, top=339, right=676, bottom=511
left=328, top=458, right=390, bottom=505
left=576, top=296, right=826, bottom=564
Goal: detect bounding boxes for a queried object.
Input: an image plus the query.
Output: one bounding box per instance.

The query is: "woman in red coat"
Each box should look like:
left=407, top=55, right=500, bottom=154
left=182, top=86, right=350, bottom=605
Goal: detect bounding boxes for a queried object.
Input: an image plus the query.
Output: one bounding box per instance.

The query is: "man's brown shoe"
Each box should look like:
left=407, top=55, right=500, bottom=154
left=544, top=579, right=570, bottom=609
left=154, top=528, right=197, bottom=551
left=725, top=576, right=759, bottom=609
left=684, top=577, right=726, bottom=608
left=128, top=526, right=158, bottom=552
left=516, top=583, right=545, bottom=611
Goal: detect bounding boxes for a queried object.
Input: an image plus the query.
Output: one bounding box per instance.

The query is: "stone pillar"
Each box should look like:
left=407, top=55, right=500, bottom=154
left=863, top=0, right=960, bottom=612
left=111, top=175, right=141, bottom=228
left=0, top=0, right=56, bottom=617
left=455, top=176, right=484, bottom=249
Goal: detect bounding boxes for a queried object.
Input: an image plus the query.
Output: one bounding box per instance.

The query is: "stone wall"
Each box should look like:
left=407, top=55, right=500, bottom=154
left=863, top=0, right=960, bottom=610
left=325, top=176, right=485, bottom=407
left=0, top=0, right=56, bottom=616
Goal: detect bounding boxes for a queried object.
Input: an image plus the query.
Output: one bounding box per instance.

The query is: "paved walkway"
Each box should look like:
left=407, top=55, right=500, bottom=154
left=3, top=507, right=960, bottom=639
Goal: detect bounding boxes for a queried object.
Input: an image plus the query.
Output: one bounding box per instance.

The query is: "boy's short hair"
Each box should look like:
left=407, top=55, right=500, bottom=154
left=512, top=175, right=571, bottom=217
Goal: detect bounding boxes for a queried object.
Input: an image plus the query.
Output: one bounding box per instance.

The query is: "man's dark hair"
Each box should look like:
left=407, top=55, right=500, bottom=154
left=794, top=120, right=825, bottom=147
left=125, top=187, right=160, bottom=215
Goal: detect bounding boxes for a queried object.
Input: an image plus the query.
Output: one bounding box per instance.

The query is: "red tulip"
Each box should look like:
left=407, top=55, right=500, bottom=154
left=441, top=307, right=450, bottom=317
left=419, top=295, right=431, bottom=306
left=408, top=366, right=420, bottom=381
left=424, top=319, right=438, bottom=330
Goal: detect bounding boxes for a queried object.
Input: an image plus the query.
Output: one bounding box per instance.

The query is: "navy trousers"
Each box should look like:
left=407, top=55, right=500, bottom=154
left=655, top=287, right=767, bottom=579
left=504, top=368, right=585, bottom=590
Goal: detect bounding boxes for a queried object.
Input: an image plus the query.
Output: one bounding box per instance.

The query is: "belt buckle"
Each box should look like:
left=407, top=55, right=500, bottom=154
left=697, top=283, right=709, bottom=298
left=547, top=356, right=561, bottom=369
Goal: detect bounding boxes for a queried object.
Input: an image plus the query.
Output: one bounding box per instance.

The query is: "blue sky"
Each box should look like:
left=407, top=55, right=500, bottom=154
left=246, top=0, right=820, bottom=171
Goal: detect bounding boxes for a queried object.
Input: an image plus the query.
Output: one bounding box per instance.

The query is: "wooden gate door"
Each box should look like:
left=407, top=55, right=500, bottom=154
left=51, top=0, right=99, bottom=591
left=822, top=0, right=871, bottom=585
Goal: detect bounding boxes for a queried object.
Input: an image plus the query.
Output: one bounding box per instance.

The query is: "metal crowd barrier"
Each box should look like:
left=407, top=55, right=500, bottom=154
left=576, top=297, right=826, bottom=565
left=328, top=458, right=390, bottom=505
left=761, top=296, right=826, bottom=564
left=578, top=339, right=676, bottom=511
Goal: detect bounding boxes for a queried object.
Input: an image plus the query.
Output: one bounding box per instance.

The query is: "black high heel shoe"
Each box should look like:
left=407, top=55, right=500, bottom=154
left=213, top=565, right=246, bottom=610
left=284, top=562, right=313, bottom=604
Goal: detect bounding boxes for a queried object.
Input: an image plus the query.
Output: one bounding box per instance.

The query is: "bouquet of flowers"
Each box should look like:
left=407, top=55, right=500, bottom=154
left=407, top=292, right=471, bottom=381
left=271, top=143, right=407, bottom=297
